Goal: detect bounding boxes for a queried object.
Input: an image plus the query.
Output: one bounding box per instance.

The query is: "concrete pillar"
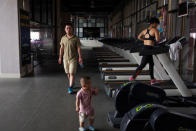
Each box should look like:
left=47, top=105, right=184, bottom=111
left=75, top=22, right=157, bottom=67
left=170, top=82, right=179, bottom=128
left=0, top=0, right=21, bottom=78
left=56, top=0, right=62, bottom=54
left=18, top=0, right=30, bottom=11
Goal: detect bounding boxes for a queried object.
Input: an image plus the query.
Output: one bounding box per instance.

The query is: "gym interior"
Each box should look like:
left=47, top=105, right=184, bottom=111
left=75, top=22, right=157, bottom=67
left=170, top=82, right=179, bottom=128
left=0, top=0, right=196, bottom=131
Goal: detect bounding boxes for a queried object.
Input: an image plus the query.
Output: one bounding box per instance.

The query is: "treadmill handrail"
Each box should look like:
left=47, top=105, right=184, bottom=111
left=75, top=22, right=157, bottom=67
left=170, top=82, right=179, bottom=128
left=156, top=54, right=192, bottom=97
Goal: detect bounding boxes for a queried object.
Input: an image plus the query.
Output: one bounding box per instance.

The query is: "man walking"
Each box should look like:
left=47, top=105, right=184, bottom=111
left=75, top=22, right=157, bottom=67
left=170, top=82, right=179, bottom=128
left=58, top=23, right=83, bottom=94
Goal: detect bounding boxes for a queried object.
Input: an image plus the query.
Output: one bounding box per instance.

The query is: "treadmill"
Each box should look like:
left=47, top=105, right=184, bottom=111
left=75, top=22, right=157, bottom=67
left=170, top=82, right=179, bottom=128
left=97, top=58, right=130, bottom=62
left=99, top=64, right=138, bottom=71
left=101, top=70, right=149, bottom=80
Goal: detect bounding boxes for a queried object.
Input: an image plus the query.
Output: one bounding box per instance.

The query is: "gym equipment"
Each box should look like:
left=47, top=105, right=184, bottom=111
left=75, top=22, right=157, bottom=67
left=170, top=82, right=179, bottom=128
left=96, top=56, right=123, bottom=59
left=97, top=58, right=130, bottom=62
left=107, top=82, right=166, bottom=128
left=100, top=35, right=137, bottom=51
left=104, top=80, right=176, bottom=97
left=95, top=53, right=118, bottom=56
left=140, top=37, right=196, bottom=97
left=99, top=37, right=185, bottom=56
left=99, top=62, right=138, bottom=71
left=101, top=70, right=148, bottom=75
left=94, top=47, right=143, bottom=82
left=149, top=108, right=196, bottom=131
left=98, top=37, right=196, bottom=97
left=101, top=70, right=149, bottom=80
left=108, top=82, right=196, bottom=128
left=100, top=37, right=182, bottom=55
left=123, top=40, right=144, bottom=53
left=100, top=64, right=138, bottom=68
left=99, top=64, right=138, bottom=72
left=120, top=104, right=196, bottom=131
left=139, top=37, right=186, bottom=56
left=101, top=67, right=137, bottom=71
left=101, top=66, right=151, bottom=82
left=99, top=62, right=131, bottom=66
left=104, top=83, right=122, bottom=97
left=104, top=75, right=151, bottom=81
left=99, top=38, right=143, bottom=53
left=120, top=104, right=166, bottom=131
left=104, top=80, right=150, bottom=97
left=99, top=37, right=196, bottom=130
left=101, top=37, right=196, bottom=97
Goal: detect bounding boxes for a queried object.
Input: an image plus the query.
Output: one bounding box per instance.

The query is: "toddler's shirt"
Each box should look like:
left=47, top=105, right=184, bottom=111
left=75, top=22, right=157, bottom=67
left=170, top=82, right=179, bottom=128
left=76, top=88, right=96, bottom=116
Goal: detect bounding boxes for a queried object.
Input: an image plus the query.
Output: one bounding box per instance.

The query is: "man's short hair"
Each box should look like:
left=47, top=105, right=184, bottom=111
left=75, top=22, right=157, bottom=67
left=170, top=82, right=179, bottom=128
left=65, top=23, right=73, bottom=28
left=149, top=17, right=160, bottom=24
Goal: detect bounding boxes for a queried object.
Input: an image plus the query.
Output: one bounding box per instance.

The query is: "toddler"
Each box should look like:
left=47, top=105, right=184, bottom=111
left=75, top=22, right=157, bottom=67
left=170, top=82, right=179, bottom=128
left=76, top=76, right=98, bottom=131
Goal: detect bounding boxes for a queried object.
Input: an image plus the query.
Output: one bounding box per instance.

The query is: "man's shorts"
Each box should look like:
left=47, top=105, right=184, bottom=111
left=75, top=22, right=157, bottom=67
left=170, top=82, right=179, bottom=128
left=63, top=59, right=77, bottom=74
left=79, top=113, right=94, bottom=123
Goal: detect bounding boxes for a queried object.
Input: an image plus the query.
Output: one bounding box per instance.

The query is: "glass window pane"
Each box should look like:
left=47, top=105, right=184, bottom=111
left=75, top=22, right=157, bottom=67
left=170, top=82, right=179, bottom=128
left=76, top=20, right=78, bottom=27
left=96, top=23, right=104, bottom=27
left=100, top=28, right=104, bottom=37
left=83, top=23, right=87, bottom=27
left=79, top=19, right=83, bottom=23
left=100, top=28, right=104, bottom=33
left=100, top=33, right=104, bottom=37
left=88, top=23, right=92, bottom=27
left=91, top=19, right=95, bottom=23
left=88, top=19, right=96, bottom=26
left=79, top=18, right=87, bottom=27
left=96, top=18, right=104, bottom=27
left=96, top=23, right=100, bottom=27
left=79, top=28, right=83, bottom=32
left=79, top=23, right=83, bottom=27
left=92, top=23, right=96, bottom=27
left=79, top=32, right=83, bottom=37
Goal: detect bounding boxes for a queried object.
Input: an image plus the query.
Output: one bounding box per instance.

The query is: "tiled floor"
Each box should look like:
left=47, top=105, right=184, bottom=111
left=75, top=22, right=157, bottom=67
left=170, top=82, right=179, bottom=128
left=0, top=47, right=118, bottom=131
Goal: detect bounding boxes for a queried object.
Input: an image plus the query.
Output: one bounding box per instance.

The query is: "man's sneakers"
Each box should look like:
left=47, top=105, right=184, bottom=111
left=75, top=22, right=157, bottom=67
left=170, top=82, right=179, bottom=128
left=88, top=126, right=95, bottom=131
left=151, top=79, right=161, bottom=85
left=79, top=127, right=86, bottom=131
left=67, top=87, right=73, bottom=94
left=79, top=126, right=95, bottom=131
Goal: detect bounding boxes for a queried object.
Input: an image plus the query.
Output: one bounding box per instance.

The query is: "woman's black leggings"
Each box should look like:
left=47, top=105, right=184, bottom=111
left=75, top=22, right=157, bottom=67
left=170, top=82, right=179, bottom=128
left=133, top=55, right=154, bottom=79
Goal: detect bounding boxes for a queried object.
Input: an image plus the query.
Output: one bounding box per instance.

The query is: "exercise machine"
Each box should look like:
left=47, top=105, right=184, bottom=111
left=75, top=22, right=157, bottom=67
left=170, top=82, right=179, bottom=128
left=108, top=82, right=196, bottom=128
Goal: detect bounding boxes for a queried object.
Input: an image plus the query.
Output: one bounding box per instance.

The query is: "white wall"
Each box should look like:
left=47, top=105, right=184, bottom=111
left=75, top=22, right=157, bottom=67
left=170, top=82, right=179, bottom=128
left=0, top=0, right=21, bottom=78
left=0, top=55, right=1, bottom=74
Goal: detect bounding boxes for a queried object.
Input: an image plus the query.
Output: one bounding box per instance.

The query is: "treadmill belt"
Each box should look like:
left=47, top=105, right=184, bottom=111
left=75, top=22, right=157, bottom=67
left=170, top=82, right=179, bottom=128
left=97, top=59, right=129, bottom=62
left=103, top=71, right=149, bottom=75
left=102, top=70, right=148, bottom=73
left=104, top=75, right=151, bottom=81
left=104, top=80, right=176, bottom=92
left=101, top=67, right=137, bottom=71
left=99, top=62, right=131, bottom=65
left=100, top=64, right=138, bottom=67
left=96, top=56, right=123, bottom=58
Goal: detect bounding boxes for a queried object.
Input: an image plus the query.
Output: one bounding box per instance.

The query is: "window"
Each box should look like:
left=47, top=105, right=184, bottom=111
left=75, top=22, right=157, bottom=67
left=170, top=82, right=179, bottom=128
left=100, top=28, right=104, bottom=37
left=88, top=19, right=96, bottom=27
left=96, top=18, right=104, bottom=27
left=79, top=28, right=83, bottom=37
left=77, top=17, right=106, bottom=38
left=31, top=32, right=40, bottom=40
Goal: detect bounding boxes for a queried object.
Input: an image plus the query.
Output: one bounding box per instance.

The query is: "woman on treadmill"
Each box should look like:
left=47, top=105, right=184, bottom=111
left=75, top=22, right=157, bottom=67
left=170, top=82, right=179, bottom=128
left=130, top=17, right=160, bottom=85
